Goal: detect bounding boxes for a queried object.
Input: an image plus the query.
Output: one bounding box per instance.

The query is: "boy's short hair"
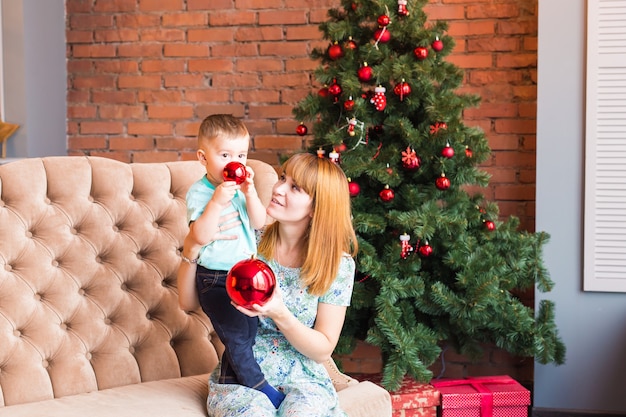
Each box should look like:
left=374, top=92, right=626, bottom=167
left=198, top=114, right=249, bottom=144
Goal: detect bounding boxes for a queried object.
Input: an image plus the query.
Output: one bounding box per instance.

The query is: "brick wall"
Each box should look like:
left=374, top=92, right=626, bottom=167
left=66, top=0, right=538, bottom=383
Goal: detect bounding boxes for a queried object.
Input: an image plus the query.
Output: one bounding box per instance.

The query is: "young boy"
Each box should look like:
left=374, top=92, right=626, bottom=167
left=182, top=114, right=285, bottom=408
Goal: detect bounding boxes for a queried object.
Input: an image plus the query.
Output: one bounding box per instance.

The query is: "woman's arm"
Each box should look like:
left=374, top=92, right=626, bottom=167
left=236, top=291, right=346, bottom=363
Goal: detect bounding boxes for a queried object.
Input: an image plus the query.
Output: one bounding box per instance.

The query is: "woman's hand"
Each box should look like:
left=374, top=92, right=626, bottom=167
left=232, top=286, right=287, bottom=319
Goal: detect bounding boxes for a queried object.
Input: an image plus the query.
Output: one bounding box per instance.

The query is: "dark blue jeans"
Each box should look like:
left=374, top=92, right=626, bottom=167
left=195, top=266, right=268, bottom=390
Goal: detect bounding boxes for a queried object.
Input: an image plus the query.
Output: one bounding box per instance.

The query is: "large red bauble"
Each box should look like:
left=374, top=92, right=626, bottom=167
left=327, top=43, right=344, bottom=60
left=357, top=64, right=373, bottom=82
left=226, top=257, right=276, bottom=308
left=441, top=144, right=455, bottom=158
left=432, top=37, right=444, bottom=52
left=296, top=124, right=308, bottom=136
left=328, top=81, right=342, bottom=96
left=414, top=46, right=428, bottom=60
left=377, top=15, right=390, bottom=26
left=223, top=161, right=247, bottom=184
left=348, top=180, right=360, bottom=197
left=484, top=220, right=496, bottom=231
left=374, top=28, right=391, bottom=43
left=393, top=81, right=411, bottom=100
left=435, top=175, right=451, bottom=190
left=379, top=186, right=394, bottom=202
left=418, top=243, right=433, bottom=257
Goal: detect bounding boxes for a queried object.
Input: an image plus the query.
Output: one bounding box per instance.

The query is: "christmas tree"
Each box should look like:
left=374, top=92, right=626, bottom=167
left=292, top=0, right=565, bottom=390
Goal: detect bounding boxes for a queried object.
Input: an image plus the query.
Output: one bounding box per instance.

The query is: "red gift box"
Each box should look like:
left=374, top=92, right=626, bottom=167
left=357, top=374, right=440, bottom=417
left=431, top=375, right=530, bottom=417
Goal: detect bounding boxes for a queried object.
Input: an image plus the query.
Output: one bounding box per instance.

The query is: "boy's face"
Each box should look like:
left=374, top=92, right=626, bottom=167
left=197, top=134, right=250, bottom=185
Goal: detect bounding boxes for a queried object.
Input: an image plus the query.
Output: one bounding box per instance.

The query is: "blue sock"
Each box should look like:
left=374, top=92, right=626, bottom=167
left=260, top=384, right=285, bottom=409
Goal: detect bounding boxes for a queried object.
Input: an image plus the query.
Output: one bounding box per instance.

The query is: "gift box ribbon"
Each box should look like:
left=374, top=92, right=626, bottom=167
left=432, top=376, right=517, bottom=417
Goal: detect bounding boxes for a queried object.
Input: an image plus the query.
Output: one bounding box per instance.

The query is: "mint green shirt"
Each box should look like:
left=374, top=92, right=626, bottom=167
left=186, top=176, right=256, bottom=271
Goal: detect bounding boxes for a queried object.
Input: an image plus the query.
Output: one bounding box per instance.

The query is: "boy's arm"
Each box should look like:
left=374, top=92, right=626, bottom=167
left=242, top=166, right=269, bottom=229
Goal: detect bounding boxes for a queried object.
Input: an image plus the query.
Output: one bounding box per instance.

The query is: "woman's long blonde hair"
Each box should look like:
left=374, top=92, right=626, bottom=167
left=258, top=152, right=358, bottom=296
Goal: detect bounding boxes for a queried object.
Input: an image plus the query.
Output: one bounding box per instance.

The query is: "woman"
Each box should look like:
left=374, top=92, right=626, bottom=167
left=178, top=152, right=359, bottom=416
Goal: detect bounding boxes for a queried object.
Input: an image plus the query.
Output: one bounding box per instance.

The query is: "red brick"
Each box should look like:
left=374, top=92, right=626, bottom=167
left=110, top=136, right=155, bottom=150
left=147, top=105, right=195, bottom=119
left=162, top=12, right=208, bottom=27
left=140, top=28, right=186, bottom=42
left=128, top=122, right=174, bottom=136
left=258, top=10, right=307, bottom=25
left=98, top=105, right=145, bottom=119
left=139, top=0, right=184, bottom=12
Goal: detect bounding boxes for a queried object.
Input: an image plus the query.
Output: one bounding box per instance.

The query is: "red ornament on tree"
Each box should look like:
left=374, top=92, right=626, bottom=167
left=393, top=79, right=411, bottom=101
left=377, top=14, right=391, bottom=27
left=344, top=96, right=355, bottom=112
left=432, top=36, right=444, bottom=52
left=379, top=185, right=395, bottom=202
left=346, top=37, right=358, bottom=50
left=296, top=123, right=308, bottom=136
left=318, top=86, right=329, bottom=98
left=226, top=257, right=276, bottom=308
left=223, top=161, right=247, bottom=185
left=336, top=142, right=347, bottom=153
left=357, top=63, right=373, bottom=82
left=441, top=143, right=455, bottom=158
left=465, top=146, right=473, bottom=158
left=484, top=220, right=496, bottom=231
left=347, top=117, right=358, bottom=136
left=414, top=46, right=428, bottom=60
left=397, top=0, right=409, bottom=16
left=435, top=173, right=451, bottom=190
left=400, top=233, right=413, bottom=259
left=327, top=42, right=344, bottom=60
left=418, top=241, right=433, bottom=257
left=371, top=85, right=387, bottom=111
left=348, top=178, right=360, bottom=197
left=401, top=146, right=421, bottom=171
left=374, top=28, right=391, bottom=43
left=328, top=79, right=342, bottom=97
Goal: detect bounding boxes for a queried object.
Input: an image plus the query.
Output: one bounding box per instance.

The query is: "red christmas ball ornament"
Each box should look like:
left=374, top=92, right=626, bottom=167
left=435, top=174, right=451, bottom=190
left=223, top=161, right=247, bottom=184
left=346, top=37, right=358, bottom=50
left=414, top=46, right=429, bottom=60
left=336, top=142, right=347, bottom=153
left=296, top=123, right=308, bottom=136
left=484, top=220, right=496, bottom=231
left=328, top=79, right=342, bottom=96
left=374, top=28, right=391, bottom=43
left=393, top=79, right=411, bottom=101
left=348, top=178, right=360, bottom=197
left=327, top=42, right=344, bottom=60
left=441, top=143, right=455, bottom=158
left=432, top=36, right=444, bottom=52
left=465, top=146, right=473, bottom=158
left=401, top=146, right=421, bottom=171
left=226, top=257, right=276, bottom=308
left=397, top=0, right=409, bottom=17
left=379, top=185, right=395, bottom=202
left=357, top=63, right=373, bottom=82
left=377, top=14, right=391, bottom=27
left=418, top=241, right=433, bottom=257
left=318, top=86, right=329, bottom=98
left=343, top=96, right=355, bottom=111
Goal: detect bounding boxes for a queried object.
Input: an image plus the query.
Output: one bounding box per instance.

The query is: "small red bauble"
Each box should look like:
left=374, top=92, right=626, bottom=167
left=418, top=242, right=433, bottom=257
left=432, top=37, right=444, bottom=52
left=223, top=161, right=247, bottom=184
left=318, top=87, right=329, bottom=98
left=357, top=63, right=373, bottom=82
left=465, top=146, right=473, bottom=158
left=336, top=142, right=347, bottom=153
left=374, top=28, right=391, bottom=43
left=377, top=15, right=390, bottom=26
left=393, top=80, right=411, bottom=101
left=441, top=143, right=454, bottom=158
left=484, top=220, right=496, bottom=231
left=226, top=257, right=276, bottom=308
left=327, top=42, right=344, bottom=60
left=328, top=80, right=342, bottom=96
left=414, top=46, right=428, bottom=60
left=379, top=185, right=395, bottom=202
left=348, top=179, right=360, bottom=197
left=343, top=96, right=355, bottom=111
left=296, top=123, right=308, bottom=136
left=435, top=174, right=451, bottom=190
left=346, top=37, right=358, bottom=50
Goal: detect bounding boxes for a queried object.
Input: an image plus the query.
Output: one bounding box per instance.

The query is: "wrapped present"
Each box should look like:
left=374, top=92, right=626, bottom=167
left=431, top=375, right=530, bottom=417
left=356, top=374, right=440, bottom=417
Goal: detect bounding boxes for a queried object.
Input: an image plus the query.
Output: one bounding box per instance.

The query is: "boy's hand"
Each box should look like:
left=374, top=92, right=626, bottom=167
left=241, top=166, right=257, bottom=196
left=212, top=181, right=239, bottom=207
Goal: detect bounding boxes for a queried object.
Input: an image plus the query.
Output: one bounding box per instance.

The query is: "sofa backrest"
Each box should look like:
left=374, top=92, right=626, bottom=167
left=0, top=156, right=278, bottom=407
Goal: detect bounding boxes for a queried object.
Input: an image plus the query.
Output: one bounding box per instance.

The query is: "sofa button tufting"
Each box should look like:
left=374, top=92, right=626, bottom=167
left=146, top=313, right=152, bottom=320
left=129, top=346, right=135, bottom=354
left=168, top=192, right=174, bottom=199
left=112, top=225, right=119, bottom=232
left=44, top=197, right=51, bottom=205
left=34, top=293, right=42, bottom=301
left=60, top=323, right=67, bottom=331
left=121, top=283, right=128, bottom=291
left=52, top=260, right=59, bottom=267
left=70, top=227, right=78, bottom=235
left=4, top=263, right=12, bottom=272
left=25, top=231, right=33, bottom=238
left=88, top=195, right=94, bottom=203
left=13, top=329, right=21, bottom=337
left=42, top=360, right=49, bottom=368
left=152, top=221, right=159, bottom=229
left=78, top=288, right=86, bottom=296
left=104, top=318, right=112, bottom=325
left=95, top=256, right=102, bottom=263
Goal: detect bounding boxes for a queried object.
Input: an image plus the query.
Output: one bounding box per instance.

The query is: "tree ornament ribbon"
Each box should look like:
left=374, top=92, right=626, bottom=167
left=431, top=375, right=519, bottom=417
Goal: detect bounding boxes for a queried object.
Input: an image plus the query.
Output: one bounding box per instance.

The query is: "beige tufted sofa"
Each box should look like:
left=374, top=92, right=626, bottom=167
left=0, top=156, right=391, bottom=417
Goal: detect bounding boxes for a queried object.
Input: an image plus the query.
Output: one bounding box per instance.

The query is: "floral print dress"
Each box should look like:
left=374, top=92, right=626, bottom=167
left=205, top=254, right=355, bottom=417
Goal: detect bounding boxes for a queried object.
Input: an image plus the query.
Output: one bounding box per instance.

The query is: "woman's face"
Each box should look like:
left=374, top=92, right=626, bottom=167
left=267, top=172, right=313, bottom=224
